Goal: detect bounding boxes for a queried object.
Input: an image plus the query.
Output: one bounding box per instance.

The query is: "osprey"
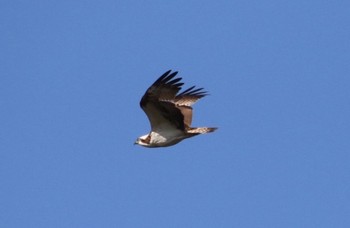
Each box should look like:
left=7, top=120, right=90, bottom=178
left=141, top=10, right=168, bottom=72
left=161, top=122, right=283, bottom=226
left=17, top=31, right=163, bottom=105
left=135, top=70, right=217, bottom=148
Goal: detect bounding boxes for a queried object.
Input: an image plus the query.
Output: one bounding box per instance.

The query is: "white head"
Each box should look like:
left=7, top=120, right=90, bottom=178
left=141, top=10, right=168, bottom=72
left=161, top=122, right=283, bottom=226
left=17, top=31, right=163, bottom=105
left=134, top=134, right=151, bottom=147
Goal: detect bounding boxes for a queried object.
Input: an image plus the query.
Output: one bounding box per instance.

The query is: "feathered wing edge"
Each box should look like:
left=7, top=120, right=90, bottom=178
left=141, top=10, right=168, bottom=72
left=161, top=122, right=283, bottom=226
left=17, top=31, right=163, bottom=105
left=173, top=86, right=208, bottom=106
left=140, top=70, right=183, bottom=106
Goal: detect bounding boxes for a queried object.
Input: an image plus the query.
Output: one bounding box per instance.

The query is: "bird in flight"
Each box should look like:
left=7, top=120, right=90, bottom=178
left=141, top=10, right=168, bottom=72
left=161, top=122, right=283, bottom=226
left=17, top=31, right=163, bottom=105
left=135, top=70, right=217, bottom=148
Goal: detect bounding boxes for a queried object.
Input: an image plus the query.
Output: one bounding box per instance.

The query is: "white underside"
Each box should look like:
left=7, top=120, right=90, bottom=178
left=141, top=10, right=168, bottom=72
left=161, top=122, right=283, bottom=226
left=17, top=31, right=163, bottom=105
left=146, top=131, right=188, bottom=147
left=137, top=122, right=196, bottom=147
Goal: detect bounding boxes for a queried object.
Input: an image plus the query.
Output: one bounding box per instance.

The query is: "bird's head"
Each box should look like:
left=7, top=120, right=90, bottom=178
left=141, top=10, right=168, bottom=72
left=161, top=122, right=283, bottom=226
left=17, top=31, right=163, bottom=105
left=134, top=135, right=150, bottom=147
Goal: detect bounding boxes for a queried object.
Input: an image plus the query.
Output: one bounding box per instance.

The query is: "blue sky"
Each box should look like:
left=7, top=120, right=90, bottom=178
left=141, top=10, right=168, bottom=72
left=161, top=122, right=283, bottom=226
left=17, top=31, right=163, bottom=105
left=1, top=0, right=350, bottom=227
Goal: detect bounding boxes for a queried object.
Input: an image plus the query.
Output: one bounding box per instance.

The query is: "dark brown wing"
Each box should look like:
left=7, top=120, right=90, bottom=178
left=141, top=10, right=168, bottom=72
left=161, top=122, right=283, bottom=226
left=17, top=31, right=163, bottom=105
left=140, top=70, right=186, bottom=131
left=140, top=70, right=208, bottom=131
left=140, top=70, right=183, bottom=104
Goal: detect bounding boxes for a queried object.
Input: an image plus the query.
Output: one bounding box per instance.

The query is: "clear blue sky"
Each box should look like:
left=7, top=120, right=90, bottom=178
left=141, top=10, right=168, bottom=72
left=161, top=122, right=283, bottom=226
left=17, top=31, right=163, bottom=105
left=1, top=0, right=349, bottom=227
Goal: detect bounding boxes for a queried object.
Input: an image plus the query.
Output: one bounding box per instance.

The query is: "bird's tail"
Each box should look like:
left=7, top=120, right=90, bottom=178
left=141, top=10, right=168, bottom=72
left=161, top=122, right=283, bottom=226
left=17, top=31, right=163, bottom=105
left=186, top=127, right=218, bottom=135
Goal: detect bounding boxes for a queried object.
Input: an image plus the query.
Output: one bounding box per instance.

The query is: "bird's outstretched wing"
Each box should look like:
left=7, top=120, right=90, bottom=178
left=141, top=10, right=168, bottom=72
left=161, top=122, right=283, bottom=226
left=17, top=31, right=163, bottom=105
left=140, top=70, right=207, bottom=131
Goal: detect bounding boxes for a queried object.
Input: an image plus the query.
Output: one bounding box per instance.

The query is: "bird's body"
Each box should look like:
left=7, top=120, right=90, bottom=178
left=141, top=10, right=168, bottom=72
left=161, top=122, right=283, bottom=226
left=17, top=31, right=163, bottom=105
left=135, top=70, right=217, bottom=148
